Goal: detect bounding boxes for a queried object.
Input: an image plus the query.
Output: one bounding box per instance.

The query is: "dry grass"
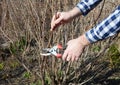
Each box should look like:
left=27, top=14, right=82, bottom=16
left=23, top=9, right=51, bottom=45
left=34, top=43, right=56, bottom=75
left=0, top=0, right=120, bottom=85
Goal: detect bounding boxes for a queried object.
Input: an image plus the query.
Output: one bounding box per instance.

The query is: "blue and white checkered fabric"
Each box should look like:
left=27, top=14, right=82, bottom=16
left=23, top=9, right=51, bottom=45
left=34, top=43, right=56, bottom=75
left=77, top=0, right=120, bottom=43
left=77, top=0, right=102, bottom=16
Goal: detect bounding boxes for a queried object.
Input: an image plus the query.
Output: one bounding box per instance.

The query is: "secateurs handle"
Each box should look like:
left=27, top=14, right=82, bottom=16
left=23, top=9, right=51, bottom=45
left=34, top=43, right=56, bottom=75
left=56, top=44, right=67, bottom=58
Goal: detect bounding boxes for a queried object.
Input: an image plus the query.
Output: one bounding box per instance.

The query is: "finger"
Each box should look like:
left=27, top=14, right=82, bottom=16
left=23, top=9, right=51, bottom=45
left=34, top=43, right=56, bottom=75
left=75, top=56, right=79, bottom=61
left=50, top=23, right=62, bottom=31
left=71, top=55, right=76, bottom=62
left=62, top=50, right=68, bottom=61
left=54, top=12, right=63, bottom=25
left=54, top=16, right=63, bottom=25
left=51, top=15, right=56, bottom=31
left=66, top=54, right=72, bottom=61
left=56, top=12, right=61, bottom=18
left=67, top=40, right=72, bottom=45
left=51, top=12, right=62, bottom=31
left=53, top=21, right=62, bottom=29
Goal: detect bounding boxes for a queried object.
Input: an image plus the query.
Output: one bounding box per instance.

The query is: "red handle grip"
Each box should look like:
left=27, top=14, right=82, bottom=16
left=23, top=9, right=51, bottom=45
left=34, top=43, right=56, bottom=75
left=56, top=54, right=62, bottom=58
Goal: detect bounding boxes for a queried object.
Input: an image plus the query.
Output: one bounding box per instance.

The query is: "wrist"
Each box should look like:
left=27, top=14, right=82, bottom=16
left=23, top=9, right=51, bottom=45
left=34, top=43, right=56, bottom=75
left=68, top=7, right=82, bottom=19
left=77, top=34, right=90, bottom=46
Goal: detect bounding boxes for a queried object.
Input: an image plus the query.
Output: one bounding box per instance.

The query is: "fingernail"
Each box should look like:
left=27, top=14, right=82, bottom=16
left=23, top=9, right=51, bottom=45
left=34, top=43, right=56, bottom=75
left=50, top=28, right=53, bottom=31
left=67, top=58, right=70, bottom=61
left=75, top=57, right=78, bottom=61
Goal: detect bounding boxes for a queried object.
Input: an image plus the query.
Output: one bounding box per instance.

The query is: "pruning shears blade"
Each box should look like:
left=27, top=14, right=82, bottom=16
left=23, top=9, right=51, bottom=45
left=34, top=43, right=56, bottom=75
left=40, top=44, right=66, bottom=58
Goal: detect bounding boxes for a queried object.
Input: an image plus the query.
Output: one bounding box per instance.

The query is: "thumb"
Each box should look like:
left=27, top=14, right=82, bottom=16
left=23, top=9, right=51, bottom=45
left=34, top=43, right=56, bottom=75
left=50, top=12, right=61, bottom=31
left=50, top=17, right=63, bottom=31
left=54, top=12, right=63, bottom=24
left=54, top=16, right=63, bottom=25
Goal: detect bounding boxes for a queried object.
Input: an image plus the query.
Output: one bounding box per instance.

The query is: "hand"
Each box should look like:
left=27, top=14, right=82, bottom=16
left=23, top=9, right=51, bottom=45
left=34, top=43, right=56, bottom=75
left=50, top=12, right=72, bottom=31
left=50, top=7, right=81, bottom=31
left=62, top=34, right=90, bottom=62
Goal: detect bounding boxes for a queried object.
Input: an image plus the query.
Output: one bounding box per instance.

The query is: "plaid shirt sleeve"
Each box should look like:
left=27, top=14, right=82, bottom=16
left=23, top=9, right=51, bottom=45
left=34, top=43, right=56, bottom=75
left=76, top=0, right=102, bottom=16
left=85, top=6, right=120, bottom=43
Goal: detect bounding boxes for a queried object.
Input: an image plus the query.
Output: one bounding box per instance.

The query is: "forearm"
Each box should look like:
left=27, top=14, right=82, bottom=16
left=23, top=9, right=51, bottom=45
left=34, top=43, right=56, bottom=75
left=85, top=6, right=120, bottom=43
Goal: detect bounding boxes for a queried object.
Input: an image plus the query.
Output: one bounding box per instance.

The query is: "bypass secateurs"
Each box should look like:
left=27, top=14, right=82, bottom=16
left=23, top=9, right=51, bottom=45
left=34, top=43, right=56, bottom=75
left=40, top=44, right=66, bottom=58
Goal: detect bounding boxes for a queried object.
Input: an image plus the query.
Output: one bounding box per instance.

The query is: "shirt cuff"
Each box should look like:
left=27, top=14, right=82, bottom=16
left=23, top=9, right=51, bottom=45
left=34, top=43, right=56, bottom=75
left=76, top=0, right=102, bottom=16
left=85, top=6, right=120, bottom=43
left=85, top=28, right=100, bottom=43
left=76, top=2, right=90, bottom=16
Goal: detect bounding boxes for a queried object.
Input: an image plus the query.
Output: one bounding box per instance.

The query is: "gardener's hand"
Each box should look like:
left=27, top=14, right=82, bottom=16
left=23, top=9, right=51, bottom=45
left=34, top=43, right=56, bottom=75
left=50, top=12, right=72, bottom=31
left=62, top=34, right=90, bottom=62
left=50, top=7, right=81, bottom=31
